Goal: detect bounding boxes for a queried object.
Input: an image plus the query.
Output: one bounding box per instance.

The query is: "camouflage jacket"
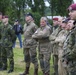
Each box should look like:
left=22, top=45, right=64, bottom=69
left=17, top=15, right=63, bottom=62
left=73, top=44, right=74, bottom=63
left=32, top=25, right=52, bottom=53
left=23, top=21, right=38, bottom=48
left=55, top=29, right=69, bottom=47
left=32, top=25, right=51, bottom=43
left=63, top=25, right=76, bottom=61
left=49, top=26, right=62, bottom=55
left=1, top=24, right=16, bottom=47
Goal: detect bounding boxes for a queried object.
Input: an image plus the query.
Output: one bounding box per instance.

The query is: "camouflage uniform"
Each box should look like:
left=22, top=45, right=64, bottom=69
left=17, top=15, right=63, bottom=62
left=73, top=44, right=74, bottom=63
left=55, top=29, right=69, bottom=75
left=1, top=24, right=16, bottom=71
left=63, top=25, right=76, bottom=75
left=23, top=21, right=38, bottom=74
left=32, top=25, right=52, bottom=75
left=49, top=27, right=62, bottom=75
left=0, top=21, right=3, bottom=69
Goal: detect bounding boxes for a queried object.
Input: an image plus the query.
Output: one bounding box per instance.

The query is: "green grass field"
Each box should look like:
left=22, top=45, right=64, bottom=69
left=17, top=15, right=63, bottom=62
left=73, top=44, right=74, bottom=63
left=0, top=47, right=54, bottom=75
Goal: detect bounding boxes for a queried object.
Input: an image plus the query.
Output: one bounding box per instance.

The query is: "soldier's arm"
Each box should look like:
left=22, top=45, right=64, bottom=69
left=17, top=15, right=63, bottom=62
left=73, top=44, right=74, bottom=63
left=65, top=32, right=76, bottom=61
left=32, top=28, right=40, bottom=39
left=33, top=24, right=38, bottom=32
left=37, top=27, right=50, bottom=38
left=8, top=27, right=16, bottom=43
left=68, top=32, right=76, bottom=55
left=49, top=28, right=59, bottom=41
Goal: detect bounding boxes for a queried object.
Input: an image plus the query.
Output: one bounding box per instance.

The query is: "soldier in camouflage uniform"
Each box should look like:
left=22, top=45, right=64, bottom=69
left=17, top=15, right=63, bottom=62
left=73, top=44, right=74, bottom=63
left=62, top=19, right=74, bottom=75
left=52, top=18, right=59, bottom=31
left=62, top=4, right=76, bottom=75
left=55, top=19, right=71, bottom=75
left=49, top=17, right=63, bottom=75
left=20, top=13, right=38, bottom=75
left=32, top=17, right=52, bottom=75
left=1, top=15, right=16, bottom=73
left=0, top=12, right=3, bottom=69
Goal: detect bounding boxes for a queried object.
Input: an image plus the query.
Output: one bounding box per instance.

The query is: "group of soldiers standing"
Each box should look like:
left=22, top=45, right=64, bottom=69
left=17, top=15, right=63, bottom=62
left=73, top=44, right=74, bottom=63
left=0, top=3, right=76, bottom=75
left=50, top=3, right=76, bottom=75
left=21, top=3, right=76, bottom=75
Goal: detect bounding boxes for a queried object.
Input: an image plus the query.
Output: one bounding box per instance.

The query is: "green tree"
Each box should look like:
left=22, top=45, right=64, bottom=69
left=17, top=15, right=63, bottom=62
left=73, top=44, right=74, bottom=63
left=0, top=0, right=11, bottom=15
left=27, top=0, right=45, bottom=16
left=11, top=0, right=26, bottom=19
left=47, top=0, right=73, bottom=16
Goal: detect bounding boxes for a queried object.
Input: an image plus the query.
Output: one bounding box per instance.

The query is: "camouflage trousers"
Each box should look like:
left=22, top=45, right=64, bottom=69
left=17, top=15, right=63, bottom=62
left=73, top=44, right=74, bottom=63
left=24, top=47, right=38, bottom=69
left=58, top=47, right=68, bottom=75
left=39, top=53, right=51, bottom=74
left=68, top=61, right=76, bottom=75
left=69, top=70, right=76, bottom=75
left=2, top=47, right=14, bottom=70
left=53, top=55, right=58, bottom=75
left=38, top=43, right=51, bottom=74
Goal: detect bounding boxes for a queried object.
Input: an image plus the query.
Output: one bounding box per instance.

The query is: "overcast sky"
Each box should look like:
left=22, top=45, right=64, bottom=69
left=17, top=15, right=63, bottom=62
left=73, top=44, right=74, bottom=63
left=73, top=0, right=76, bottom=3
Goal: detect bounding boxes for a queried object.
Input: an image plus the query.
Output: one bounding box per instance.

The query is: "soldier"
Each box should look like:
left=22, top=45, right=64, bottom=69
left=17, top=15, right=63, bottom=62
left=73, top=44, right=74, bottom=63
left=20, top=13, right=38, bottom=75
left=32, top=17, right=52, bottom=75
left=0, top=12, right=3, bottom=70
left=1, top=15, right=16, bottom=73
left=66, top=20, right=74, bottom=30
left=63, top=3, right=76, bottom=75
left=52, top=17, right=59, bottom=31
left=55, top=18, right=70, bottom=75
left=49, top=17, right=63, bottom=75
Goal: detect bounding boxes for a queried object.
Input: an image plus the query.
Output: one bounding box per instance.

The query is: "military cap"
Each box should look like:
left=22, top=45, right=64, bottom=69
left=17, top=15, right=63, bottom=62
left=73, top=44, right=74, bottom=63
left=5, top=15, right=8, bottom=18
left=25, top=13, right=34, bottom=19
left=53, top=18, right=58, bottom=21
left=62, top=17, right=70, bottom=23
left=15, top=19, right=19, bottom=22
left=2, top=15, right=9, bottom=19
left=68, top=3, right=76, bottom=11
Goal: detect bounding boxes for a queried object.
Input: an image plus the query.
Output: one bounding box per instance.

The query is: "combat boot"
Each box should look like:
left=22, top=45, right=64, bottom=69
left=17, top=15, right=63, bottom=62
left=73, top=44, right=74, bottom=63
left=8, top=69, right=14, bottom=73
left=20, top=67, right=29, bottom=75
left=8, top=62, right=14, bottom=73
left=44, top=72, right=50, bottom=75
left=34, top=68, right=38, bottom=75
left=54, top=65, right=58, bottom=75
left=0, top=62, right=2, bottom=70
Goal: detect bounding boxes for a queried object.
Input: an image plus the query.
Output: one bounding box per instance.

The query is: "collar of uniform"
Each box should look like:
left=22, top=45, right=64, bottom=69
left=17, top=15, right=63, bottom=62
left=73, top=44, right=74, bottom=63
left=27, top=21, right=33, bottom=26
left=30, top=21, right=34, bottom=25
left=40, top=25, right=46, bottom=30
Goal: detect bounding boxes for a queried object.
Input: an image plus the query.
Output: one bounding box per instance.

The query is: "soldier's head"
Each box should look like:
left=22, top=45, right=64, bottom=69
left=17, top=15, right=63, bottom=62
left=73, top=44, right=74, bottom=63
left=40, top=17, right=47, bottom=27
left=61, top=18, right=70, bottom=29
left=66, top=20, right=74, bottom=30
left=25, top=13, right=34, bottom=24
left=58, top=17, right=64, bottom=27
left=0, top=12, right=2, bottom=21
left=2, top=15, right=9, bottom=25
left=52, top=17, right=59, bottom=26
left=68, top=3, right=76, bottom=20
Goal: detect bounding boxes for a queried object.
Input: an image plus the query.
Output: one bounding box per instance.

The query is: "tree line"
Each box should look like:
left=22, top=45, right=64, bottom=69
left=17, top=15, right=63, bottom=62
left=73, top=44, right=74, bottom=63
left=0, top=0, right=73, bottom=25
